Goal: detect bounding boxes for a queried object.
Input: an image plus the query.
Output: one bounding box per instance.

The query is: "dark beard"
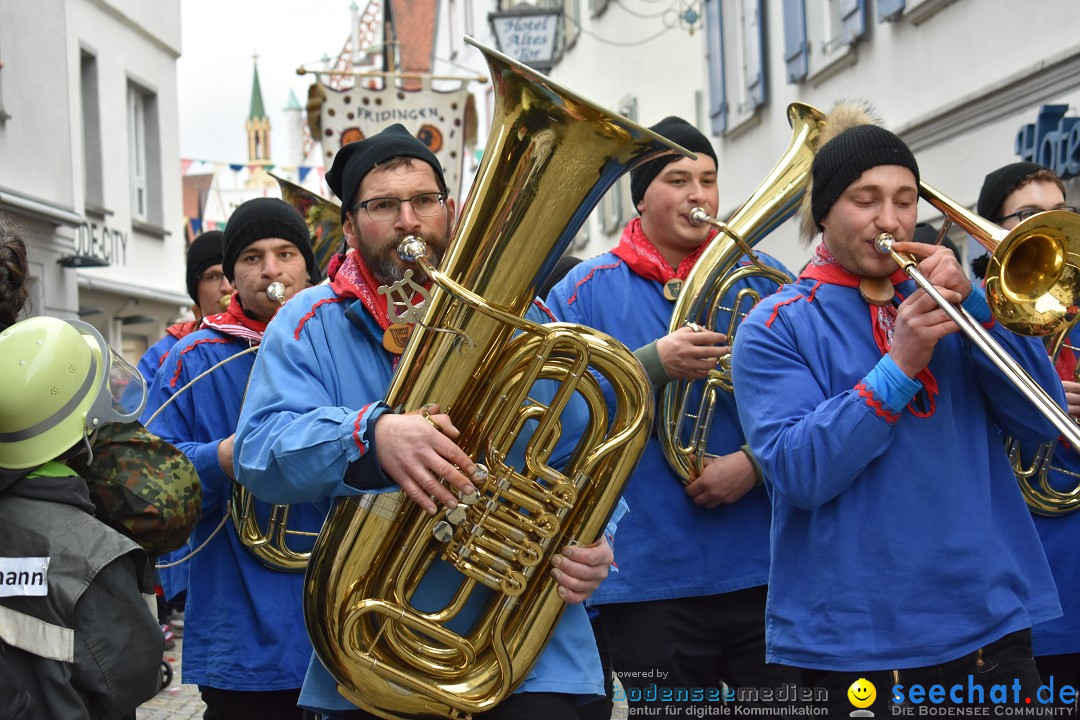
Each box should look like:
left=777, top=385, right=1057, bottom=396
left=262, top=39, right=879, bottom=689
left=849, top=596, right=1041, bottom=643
left=361, top=226, right=451, bottom=287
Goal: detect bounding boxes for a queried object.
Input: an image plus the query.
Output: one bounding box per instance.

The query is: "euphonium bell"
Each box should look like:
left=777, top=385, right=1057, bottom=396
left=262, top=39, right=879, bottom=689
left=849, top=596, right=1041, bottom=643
left=1005, top=316, right=1080, bottom=515
left=230, top=282, right=319, bottom=571
left=303, top=38, right=683, bottom=718
left=659, top=103, right=825, bottom=483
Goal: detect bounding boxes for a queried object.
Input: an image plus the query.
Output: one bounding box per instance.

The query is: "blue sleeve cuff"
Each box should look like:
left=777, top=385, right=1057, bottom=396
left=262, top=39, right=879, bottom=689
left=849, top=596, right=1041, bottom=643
left=961, top=283, right=992, bottom=324
left=343, top=404, right=396, bottom=491
left=864, top=354, right=922, bottom=413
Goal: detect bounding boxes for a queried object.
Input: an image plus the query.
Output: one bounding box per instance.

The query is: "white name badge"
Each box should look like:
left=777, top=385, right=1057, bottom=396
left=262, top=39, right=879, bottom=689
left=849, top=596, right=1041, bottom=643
left=0, top=557, right=50, bottom=597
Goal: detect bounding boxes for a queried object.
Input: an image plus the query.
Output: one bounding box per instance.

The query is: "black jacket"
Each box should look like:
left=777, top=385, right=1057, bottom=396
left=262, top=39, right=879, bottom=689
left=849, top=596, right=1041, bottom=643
left=0, top=464, right=164, bottom=719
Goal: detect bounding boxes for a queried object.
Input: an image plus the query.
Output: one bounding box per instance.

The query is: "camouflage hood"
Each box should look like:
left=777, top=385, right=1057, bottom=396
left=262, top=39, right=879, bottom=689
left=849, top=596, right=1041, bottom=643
left=66, top=422, right=201, bottom=556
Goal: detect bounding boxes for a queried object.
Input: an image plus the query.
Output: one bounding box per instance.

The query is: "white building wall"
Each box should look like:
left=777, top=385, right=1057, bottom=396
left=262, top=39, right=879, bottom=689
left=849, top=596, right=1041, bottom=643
left=433, top=0, right=1080, bottom=276
left=0, top=0, right=184, bottom=361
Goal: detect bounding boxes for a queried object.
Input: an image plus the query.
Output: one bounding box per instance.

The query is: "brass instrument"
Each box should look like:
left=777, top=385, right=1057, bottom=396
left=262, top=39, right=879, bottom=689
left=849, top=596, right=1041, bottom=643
left=1005, top=316, right=1080, bottom=515
left=304, top=38, right=679, bottom=719
left=659, top=103, right=825, bottom=483
left=919, top=184, right=1080, bottom=338
left=229, top=282, right=318, bottom=571
left=881, top=187, right=1080, bottom=513
left=875, top=233, right=1080, bottom=449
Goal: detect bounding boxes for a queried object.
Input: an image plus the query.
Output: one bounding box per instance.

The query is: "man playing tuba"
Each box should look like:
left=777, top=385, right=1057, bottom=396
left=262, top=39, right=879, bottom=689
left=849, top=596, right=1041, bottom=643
left=235, top=125, right=618, bottom=720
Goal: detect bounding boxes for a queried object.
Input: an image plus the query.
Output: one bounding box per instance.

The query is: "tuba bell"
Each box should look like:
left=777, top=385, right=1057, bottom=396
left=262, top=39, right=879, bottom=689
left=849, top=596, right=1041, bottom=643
left=303, top=38, right=681, bottom=718
left=659, top=103, right=825, bottom=483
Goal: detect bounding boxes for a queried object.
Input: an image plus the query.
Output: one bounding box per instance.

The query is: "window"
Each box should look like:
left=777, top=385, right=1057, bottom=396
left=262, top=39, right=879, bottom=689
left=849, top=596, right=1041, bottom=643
left=127, top=80, right=162, bottom=225
left=877, top=0, right=953, bottom=25
left=81, top=50, right=104, bottom=209
left=705, top=0, right=766, bottom=135
left=781, top=0, right=865, bottom=84
left=599, top=96, right=637, bottom=234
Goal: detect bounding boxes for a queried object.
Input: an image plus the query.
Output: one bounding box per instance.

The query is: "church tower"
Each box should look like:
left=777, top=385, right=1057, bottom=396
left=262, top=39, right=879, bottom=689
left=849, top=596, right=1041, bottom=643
left=245, top=55, right=271, bottom=164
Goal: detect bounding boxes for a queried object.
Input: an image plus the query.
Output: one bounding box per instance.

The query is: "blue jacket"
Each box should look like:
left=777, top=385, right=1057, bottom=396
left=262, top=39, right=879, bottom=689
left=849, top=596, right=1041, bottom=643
left=545, top=249, right=791, bottom=604
left=235, top=283, right=619, bottom=713
left=142, top=327, right=324, bottom=691
left=731, top=273, right=1062, bottom=670
left=1014, top=329, right=1080, bottom=657
left=137, top=333, right=180, bottom=386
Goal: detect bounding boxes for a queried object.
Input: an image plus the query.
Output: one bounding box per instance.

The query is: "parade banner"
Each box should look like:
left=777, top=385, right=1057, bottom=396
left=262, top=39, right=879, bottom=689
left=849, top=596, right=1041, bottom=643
left=317, top=76, right=470, bottom=197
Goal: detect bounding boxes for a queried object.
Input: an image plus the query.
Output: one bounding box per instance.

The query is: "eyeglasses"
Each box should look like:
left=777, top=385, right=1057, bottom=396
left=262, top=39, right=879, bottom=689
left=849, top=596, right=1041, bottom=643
left=352, top=192, right=447, bottom=223
left=998, top=205, right=1077, bottom=224
left=198, top=270, right=225, bottom=285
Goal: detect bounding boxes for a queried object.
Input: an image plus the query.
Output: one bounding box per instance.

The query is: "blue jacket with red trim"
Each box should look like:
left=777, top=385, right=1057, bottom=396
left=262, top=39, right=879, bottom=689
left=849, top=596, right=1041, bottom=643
left=141, top=326, right=324, bottom=691
left=234, top=282, right=621, bottom=713
left=731, top=274, right=1062, bottom=670
left=545, top=248, right=791, bottom=605
left=136, top=332, right=179, bottom=385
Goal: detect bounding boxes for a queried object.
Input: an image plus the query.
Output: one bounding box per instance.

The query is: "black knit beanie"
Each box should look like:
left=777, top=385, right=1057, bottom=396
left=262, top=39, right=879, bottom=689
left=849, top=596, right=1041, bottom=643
left=185, top=231, right=224, bottom=303
left=630, top=117, right=718, bottom=209
left=325, top=124, right=446, bottom=224
left=811, top=124, right=920, bottom=230
left=221, top=197, right=316, bottom=283
left=977, top=162, right=1048, bottom=221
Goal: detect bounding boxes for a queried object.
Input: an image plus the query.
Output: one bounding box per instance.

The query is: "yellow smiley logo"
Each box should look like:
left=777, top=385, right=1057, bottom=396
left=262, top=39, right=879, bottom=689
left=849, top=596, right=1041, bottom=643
left=848, top=678, right=876, bottom=709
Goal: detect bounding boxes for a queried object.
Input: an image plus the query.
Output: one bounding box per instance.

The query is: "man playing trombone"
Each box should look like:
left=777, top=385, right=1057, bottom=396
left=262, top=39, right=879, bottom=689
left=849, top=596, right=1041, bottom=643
left=731, top=105, right=1064, bottom=715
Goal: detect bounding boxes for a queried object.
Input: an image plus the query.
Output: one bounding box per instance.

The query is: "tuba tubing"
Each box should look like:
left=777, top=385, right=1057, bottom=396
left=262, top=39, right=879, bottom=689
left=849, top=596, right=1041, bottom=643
left=304, top=37, right=684, bottom=719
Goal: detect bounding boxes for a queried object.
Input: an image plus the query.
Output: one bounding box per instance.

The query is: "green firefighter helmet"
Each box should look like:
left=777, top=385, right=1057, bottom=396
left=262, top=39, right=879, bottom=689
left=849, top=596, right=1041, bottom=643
left=0, top=316, right=146, bottom=470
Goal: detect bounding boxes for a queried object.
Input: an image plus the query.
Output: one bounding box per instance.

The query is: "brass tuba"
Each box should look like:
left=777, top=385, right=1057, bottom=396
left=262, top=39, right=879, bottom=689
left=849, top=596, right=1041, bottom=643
left=303, top=38, right=681, bottom=718
left=659, top=103, right=825, bottom=483
left=1004, top=317, right=1080, bottom=515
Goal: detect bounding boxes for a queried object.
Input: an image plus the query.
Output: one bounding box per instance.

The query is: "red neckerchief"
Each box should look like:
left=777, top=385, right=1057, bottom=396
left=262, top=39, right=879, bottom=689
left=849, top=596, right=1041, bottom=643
left=1055, top=344, right=1077, bottom=384
left=800, top=243, right=938, bottom=418
left=329, top=251, right=428, bottom=332
left=165, top=319, right=199, bottom=341
left=201, top=293, right=268, bottom=344
left=610, top=217, right=714, bottom=283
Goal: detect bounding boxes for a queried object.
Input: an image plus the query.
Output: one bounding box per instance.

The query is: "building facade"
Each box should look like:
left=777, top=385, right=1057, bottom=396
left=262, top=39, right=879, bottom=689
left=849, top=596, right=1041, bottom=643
left=0, top=0, right=186, bottom=360
left=435, top=0, right=1080, bottom=274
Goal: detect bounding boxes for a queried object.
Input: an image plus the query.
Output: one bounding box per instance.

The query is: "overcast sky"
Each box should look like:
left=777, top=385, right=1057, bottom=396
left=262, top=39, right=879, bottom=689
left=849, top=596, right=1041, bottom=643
left=177, top=0, right=358, bottom=163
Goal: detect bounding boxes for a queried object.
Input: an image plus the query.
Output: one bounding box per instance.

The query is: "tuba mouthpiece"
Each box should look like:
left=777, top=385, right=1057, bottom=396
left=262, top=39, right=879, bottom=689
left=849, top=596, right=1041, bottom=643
left=398, top=235, right=428, bottom=263
left=689, top=207, right=710, bottom=225
left=267, top=282, right=287, bottom=305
